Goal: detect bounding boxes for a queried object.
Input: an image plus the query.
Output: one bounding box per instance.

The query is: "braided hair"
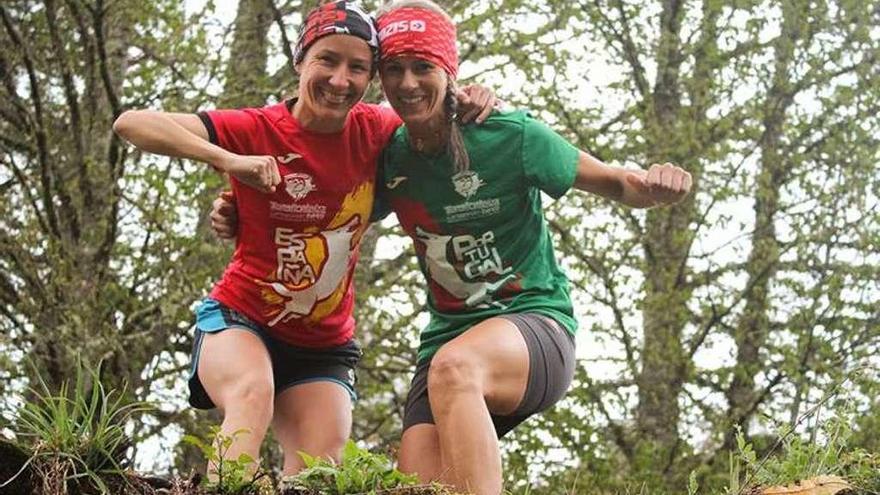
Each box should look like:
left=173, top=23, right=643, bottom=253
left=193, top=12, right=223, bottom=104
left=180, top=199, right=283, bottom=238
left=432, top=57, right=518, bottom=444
left=444, top=75, right=470, bottom=174
left=378, top=0, right=469, bottom=173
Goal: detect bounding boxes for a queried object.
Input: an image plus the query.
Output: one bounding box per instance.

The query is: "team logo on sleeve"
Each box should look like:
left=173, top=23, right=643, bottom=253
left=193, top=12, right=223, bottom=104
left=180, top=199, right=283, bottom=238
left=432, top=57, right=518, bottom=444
left=451, top=170, right=484, bottom=199
left=284, top=173, right=316, bottom=201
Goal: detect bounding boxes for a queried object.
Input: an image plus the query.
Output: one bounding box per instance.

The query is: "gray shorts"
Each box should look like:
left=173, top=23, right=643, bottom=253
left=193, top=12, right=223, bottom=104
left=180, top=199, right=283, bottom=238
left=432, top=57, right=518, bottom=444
left=402, top=313, right=576, bottom=438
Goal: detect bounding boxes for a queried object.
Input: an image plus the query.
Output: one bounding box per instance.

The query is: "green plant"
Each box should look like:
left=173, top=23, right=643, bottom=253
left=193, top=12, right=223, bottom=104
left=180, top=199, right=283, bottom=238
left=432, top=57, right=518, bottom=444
left=283, top=440, right=424, bottom=494
left=730, top=402, right=880, bottom=495
left=838, top=450, right=880, bottom=493
left=687, top=470, right=699, bottom=495
left=183, top=426, right=272, bottom=494
left=10, top=360, right=151, bottom=493
left=726, top=450, right=744, bottom=495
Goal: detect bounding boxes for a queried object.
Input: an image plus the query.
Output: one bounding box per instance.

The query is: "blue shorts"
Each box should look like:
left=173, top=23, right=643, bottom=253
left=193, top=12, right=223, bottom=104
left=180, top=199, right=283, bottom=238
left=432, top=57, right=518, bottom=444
left=188, top=298, right=361, bottom=409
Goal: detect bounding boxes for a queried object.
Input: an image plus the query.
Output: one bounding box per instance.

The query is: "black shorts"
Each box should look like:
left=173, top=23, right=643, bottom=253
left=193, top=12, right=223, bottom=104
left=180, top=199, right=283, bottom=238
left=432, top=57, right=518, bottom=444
left=188, top=298, right=361, bottom=410
left=402, top=312, right=576, bottom=438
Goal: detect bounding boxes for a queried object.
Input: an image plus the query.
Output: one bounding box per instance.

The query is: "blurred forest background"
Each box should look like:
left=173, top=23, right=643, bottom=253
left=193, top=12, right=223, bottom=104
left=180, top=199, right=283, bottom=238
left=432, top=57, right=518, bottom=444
left=0, top=0, right=878, bottom=493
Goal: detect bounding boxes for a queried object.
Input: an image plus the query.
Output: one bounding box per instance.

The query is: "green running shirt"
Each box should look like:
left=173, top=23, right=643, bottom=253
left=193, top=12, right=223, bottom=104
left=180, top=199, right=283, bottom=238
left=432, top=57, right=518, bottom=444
left=375, top=110, right=580, bottom=362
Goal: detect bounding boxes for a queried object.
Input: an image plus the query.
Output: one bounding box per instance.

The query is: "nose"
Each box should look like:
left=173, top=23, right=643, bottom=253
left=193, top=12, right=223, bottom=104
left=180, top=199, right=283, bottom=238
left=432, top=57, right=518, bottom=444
left=400, top=69, right=418, bottom=90
left=328, top=66, right=350, bottom=90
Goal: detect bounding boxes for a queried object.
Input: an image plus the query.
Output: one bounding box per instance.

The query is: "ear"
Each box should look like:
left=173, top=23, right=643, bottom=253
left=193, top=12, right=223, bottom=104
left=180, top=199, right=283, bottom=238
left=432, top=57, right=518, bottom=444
left=294, top=62, right=302, bottom=75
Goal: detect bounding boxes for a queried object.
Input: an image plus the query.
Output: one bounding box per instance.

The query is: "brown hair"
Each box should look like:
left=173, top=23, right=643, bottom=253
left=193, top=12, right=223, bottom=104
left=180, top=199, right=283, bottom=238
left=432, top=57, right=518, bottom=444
left=378, top=0, right=470, bottom=174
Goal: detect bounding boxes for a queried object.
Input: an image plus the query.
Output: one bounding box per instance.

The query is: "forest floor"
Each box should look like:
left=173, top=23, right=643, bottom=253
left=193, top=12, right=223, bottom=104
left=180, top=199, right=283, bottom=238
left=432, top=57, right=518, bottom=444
left=0, top=439, right=454, bottom=495
left=1, top=439, right=863, bottom=495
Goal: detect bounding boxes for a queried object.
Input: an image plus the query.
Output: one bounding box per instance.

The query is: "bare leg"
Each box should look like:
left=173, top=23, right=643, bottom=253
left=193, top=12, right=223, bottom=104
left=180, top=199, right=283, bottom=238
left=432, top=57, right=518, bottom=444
left=271, top=381, right=353, bottom=475
left=398, top=423, right=443, bottom=482
left=198, top=329, right=274, bottom=475
left=427, top=318, right=529, bottom=495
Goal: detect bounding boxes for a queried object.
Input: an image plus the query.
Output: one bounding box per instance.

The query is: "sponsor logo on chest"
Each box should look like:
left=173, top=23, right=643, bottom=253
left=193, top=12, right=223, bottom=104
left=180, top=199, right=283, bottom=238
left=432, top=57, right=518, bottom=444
left=451, top=170, right=484, bottom=199
left=270, top=153, right=326, bottom=222
left=284, top=173, right=316, bottom=201
left=269, top=201, right=327, bottom=222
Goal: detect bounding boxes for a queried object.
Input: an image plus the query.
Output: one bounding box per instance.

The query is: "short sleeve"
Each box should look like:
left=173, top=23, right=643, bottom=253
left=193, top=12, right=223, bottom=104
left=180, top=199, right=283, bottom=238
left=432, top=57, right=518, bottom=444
left=371, top=104, right=403, bottom=149
left=521, top=115, right=579, bottom=199
left=197, top=108, right=262, bottom=155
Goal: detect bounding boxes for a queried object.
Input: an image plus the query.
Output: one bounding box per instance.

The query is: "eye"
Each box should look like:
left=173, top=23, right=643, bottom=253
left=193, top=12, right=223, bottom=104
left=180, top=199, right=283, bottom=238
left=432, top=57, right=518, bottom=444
left=383, top=62, right=403, bottom=74
left=414, top=61, right=435, bottom=73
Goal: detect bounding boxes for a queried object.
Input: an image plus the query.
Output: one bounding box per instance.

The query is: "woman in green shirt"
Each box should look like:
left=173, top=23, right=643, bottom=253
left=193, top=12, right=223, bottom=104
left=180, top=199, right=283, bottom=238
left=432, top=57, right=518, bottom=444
left=372, top=2, right=692, bottom=494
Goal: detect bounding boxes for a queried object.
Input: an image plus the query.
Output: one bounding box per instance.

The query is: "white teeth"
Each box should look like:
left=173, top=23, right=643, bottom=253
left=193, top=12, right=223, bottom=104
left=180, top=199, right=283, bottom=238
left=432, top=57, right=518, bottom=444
left=401, top=96, right=423, bottom=104
left=322, top=91, right=348, bottom=104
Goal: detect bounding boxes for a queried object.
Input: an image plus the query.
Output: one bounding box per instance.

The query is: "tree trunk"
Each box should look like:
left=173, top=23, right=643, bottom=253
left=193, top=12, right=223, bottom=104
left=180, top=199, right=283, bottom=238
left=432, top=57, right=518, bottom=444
left=218, top=0, right=274, bottom=109
left=633, top=0, right=693, bottom=484
left=724, top=0, right=802, bottom=450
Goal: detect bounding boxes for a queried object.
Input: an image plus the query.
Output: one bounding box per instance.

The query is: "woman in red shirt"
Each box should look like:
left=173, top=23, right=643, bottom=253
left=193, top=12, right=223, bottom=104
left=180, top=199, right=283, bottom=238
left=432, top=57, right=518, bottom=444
left=113, top=1, right=493, bottom=477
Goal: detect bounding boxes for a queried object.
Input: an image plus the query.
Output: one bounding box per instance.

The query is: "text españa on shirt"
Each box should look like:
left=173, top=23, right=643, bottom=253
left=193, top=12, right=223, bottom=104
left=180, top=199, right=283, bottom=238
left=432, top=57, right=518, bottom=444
left=261, top=217, right=360, bottom=325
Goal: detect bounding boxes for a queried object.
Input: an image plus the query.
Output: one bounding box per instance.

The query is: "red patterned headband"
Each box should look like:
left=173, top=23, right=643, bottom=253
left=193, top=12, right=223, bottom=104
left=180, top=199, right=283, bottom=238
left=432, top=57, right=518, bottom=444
left=294, top=2, right=379, bottom=66
left=377, top=7, right=458, bottom=79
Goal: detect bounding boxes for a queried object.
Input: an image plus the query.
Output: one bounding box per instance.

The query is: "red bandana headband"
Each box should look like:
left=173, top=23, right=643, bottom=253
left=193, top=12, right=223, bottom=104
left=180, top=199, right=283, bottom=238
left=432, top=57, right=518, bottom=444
left=294, top=2, right=379, bottom=66
left=377, top=7, right=458, bottom=79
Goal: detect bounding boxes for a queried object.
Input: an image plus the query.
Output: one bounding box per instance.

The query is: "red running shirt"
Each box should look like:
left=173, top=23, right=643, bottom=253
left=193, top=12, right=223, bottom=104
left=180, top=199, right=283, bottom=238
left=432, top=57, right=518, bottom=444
left=200, top=101, right=401, bottom=347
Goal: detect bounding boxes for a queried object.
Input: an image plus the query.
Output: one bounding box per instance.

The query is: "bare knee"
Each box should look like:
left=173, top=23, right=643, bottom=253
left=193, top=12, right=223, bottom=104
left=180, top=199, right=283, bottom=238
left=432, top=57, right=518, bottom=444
left=300, top=423, right=348, bottom=461
left=427, top=347, right=483, bottom=399
left=220, top=374, right=274, bottom=419
left=281, top=408, right=350, bottom=464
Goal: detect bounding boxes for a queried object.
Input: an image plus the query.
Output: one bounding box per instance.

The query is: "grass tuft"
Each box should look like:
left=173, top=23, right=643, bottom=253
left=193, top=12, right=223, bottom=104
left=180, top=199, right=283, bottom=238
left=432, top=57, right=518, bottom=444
left=6, top=360, right=151, bottom=494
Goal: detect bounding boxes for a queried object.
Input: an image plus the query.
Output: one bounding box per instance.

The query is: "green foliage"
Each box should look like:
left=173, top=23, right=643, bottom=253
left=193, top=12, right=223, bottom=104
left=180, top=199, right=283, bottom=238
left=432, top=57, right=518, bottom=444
left=687, top=470, right=699, bottom=495
left=282, top=440, right=423, bottom=494
left=12, top=360, right=151, bottom=493
left=182, top=426, right=272, bottom=494
left=2, top=0, right=879, bottom=490
left=730, top=403, right=880, bottom=494
left=0, top=0, right=226, bottom=476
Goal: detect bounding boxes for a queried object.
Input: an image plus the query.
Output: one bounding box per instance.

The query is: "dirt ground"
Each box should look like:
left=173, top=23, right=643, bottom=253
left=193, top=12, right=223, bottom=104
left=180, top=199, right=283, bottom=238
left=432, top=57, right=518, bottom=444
left=0, top=439, right=451, bottom=495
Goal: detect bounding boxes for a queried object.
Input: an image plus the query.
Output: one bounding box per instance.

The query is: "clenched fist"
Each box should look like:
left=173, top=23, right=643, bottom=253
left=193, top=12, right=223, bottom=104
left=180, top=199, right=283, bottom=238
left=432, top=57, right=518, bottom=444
left=625, top=162, right=692, bottom=206
left=216, top=153, right=281, bottom=193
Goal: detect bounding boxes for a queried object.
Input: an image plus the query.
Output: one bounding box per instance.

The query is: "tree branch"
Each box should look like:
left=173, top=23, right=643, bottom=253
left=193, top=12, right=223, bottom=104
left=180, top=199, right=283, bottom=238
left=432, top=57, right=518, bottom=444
left=0, top=4, right=61, bottom=238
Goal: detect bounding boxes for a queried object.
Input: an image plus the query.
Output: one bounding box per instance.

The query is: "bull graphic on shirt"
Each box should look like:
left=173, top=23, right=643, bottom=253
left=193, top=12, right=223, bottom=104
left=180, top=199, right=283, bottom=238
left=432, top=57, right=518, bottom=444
left=262, top=216, right=360, bottom=325
left=415, top=226, right=515, bottom=309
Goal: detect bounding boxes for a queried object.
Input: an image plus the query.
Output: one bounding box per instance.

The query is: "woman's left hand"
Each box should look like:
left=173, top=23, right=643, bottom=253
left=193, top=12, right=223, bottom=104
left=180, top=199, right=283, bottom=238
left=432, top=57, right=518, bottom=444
left=625, top=162, right=693, bottom=206
left=457, top=84, right=497, bottom=124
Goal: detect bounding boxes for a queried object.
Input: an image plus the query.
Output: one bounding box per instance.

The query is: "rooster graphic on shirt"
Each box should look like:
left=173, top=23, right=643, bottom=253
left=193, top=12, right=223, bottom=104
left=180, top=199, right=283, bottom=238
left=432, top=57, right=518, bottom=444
left=258, top=182, right=373, bottom=325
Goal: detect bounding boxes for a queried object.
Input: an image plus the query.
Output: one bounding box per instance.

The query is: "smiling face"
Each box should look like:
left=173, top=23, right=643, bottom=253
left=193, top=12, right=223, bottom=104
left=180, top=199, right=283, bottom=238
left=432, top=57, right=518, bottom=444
left=294, top=35, right=373, bottom=132
left=380, top=56, right=448, bottom=127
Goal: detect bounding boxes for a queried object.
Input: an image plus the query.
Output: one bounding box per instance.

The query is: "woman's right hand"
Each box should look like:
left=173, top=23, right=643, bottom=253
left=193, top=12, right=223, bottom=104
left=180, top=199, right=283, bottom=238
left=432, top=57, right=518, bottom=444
left=216, top=153, right=281, bottom=193
left=210, top=191, right=239, bottom=240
